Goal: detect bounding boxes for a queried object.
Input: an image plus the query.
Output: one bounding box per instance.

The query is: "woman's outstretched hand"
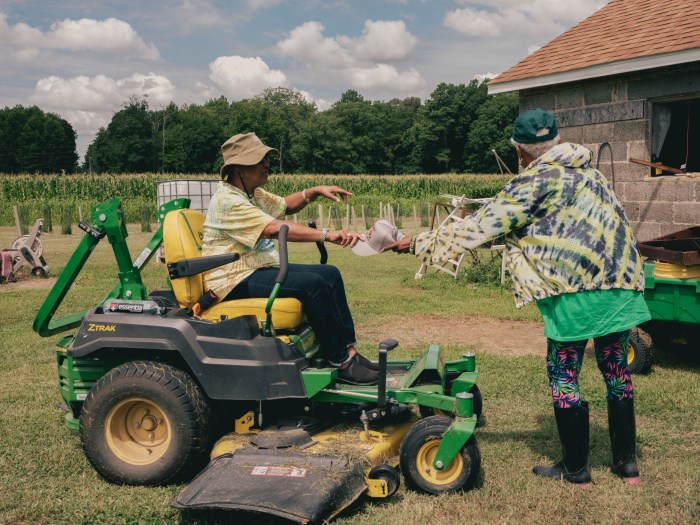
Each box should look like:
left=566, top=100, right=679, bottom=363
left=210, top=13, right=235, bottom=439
left=314, top=185, right=353, bottom=203
left=327, top=229, right=361, bottom=247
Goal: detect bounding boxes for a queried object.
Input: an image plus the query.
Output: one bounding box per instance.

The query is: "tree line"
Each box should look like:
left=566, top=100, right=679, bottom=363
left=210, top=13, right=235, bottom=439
left=0, top=106, right=79, bottom=174
left=1, top=80, right=519, bottom=175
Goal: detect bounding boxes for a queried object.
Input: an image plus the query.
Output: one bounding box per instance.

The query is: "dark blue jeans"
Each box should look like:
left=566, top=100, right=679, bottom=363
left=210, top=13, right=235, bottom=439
left=225, top=264, right=356, bottom=365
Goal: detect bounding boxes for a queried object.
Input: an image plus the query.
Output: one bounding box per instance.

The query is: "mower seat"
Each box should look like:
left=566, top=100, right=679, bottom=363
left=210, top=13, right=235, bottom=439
left=162, top=209, right=305, bottom=329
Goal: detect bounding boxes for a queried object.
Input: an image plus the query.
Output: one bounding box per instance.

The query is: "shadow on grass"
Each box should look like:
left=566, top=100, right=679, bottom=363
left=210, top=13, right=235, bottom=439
left=652, top=341, right=700, bottom=372
left=476, top=412, right=629, bottom=471
left=177, top=493, right=401, bottom=525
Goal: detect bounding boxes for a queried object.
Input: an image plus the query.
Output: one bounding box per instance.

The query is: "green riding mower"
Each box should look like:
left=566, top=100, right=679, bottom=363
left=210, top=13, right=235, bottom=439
left=33, top=197, right=483, bottom=524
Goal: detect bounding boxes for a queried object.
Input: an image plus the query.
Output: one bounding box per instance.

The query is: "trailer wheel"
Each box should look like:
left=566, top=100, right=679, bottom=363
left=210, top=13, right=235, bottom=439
left=420, top=384, right=483, bottom=419
left=400, top=415, right=480, bottom=494
left=80, top=361, right=211, bottom=485
left=627, top=328, right=654, bottom=375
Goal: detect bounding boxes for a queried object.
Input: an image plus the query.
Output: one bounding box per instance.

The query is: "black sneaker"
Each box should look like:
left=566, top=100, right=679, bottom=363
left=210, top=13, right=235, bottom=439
left=337, top=355, right=378, bottom=385
left=355, top=353, right=379, bottom=371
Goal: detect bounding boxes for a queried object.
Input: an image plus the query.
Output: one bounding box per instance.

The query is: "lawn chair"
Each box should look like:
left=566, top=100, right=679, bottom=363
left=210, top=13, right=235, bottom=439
left=415, top=195, right=492, bottom=280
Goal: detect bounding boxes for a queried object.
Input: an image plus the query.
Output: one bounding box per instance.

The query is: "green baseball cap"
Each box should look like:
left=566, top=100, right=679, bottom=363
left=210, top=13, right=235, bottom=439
left=512, top=108, right=558, bottom=144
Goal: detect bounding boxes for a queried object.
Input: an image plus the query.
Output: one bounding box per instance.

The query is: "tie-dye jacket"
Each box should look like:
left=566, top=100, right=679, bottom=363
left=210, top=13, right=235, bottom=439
left=414, top=142, right=645, bottom=308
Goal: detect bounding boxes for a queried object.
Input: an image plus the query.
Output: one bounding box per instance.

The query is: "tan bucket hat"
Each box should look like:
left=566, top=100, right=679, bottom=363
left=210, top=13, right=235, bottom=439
left=220, top=133, right=278, bottom=176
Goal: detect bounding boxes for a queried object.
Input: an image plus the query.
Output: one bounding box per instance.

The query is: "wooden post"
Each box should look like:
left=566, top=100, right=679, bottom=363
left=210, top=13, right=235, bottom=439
left=318, top=204, right=324, bottom=229
left=379, top=201, right=383, bottom=220
left=351, top=206, right=357, bottom=230
left=78, top=207, right=83, bottom=222
left=361, top=205, right=366, bottom=229
left=413, top=205, right=418, bottom=232
left=345, top=204, right=350, bottom=229
left=13, top=206, right=22, bottom=237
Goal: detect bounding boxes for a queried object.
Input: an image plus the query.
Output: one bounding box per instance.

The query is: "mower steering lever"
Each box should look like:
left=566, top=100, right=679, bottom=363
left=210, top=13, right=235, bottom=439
left=307, top=220, right=328, bottom=264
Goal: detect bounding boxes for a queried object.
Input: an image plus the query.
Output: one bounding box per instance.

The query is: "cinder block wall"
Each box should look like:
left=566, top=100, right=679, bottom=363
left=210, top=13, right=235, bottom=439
left=519, top=64, right=700, bottom=241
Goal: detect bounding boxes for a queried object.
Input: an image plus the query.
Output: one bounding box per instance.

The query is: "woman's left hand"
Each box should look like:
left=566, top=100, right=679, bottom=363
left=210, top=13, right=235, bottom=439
left=327, top=229, right=361, bottom=247
left=314, top=185, right=353, bottom=203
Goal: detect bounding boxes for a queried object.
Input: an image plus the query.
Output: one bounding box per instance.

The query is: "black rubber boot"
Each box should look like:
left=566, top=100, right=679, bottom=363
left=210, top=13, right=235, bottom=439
left=608, top=398, right=641, bottom=484
left=533, top=401, right=592, bottom=485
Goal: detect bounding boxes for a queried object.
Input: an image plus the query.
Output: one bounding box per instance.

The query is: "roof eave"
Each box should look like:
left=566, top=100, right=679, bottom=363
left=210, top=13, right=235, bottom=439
left=487, top=47, right=700, bottom=95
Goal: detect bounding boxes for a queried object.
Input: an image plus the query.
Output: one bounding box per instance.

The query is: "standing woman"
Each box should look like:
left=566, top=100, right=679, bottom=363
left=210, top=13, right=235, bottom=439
left=199, top=133, right=378, bottom=385
left=387, top=110, right=650, bottom=485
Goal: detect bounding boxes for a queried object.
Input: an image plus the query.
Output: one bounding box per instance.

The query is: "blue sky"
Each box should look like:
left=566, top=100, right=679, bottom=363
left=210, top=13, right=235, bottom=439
left=0, top=0, right=605, bottom=158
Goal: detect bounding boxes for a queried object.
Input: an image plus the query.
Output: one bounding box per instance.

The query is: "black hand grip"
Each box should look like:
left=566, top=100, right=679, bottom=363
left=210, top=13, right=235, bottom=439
left=168, top=253, right=240, bottom=279
left=276, top=224, right=289, bottom=284
left=307, top=220, right=328, bottom=265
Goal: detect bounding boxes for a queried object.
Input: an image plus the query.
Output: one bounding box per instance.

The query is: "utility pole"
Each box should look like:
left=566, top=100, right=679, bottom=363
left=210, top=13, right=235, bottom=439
left=161, top=111, right=167, bottom=173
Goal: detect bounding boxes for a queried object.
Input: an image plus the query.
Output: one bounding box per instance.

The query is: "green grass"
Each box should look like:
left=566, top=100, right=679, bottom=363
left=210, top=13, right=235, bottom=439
left=0, top=226, right=698, bottom=525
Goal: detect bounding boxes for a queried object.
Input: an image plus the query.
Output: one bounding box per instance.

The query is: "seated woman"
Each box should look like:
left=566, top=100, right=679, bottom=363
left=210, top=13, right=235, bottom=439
left=200, top=132, right=378, bottom=385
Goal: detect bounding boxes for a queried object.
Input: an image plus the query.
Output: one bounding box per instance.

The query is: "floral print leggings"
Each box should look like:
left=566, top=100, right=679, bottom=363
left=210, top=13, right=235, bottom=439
left=546, top=330, right=634, bottom=409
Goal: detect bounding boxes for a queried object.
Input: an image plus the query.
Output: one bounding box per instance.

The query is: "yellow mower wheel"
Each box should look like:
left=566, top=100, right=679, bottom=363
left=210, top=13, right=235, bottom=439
left=399, top=415, right=481, bottom=494
left=105, top=398, right=171, bottom=465
left=415, top=439, right=464, bottom=487
left=80, top=361, right=211, bottom=485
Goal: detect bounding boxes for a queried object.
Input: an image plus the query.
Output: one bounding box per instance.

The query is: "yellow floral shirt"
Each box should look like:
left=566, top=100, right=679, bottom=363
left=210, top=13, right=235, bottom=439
left=202, top=182, right=287, bottom=300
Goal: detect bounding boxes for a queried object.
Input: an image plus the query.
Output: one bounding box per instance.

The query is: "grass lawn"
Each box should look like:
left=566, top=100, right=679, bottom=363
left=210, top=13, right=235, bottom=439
left=0, top=224, right=698, bottom=525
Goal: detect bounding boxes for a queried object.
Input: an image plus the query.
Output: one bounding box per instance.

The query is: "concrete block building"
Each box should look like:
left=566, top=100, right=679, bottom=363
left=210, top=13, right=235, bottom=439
left=489, top=0, right=700, bottom=241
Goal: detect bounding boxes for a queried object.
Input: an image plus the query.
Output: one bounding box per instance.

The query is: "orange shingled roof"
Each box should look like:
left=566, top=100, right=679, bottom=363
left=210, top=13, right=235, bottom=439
left=491, top=0, right=700, bottom=85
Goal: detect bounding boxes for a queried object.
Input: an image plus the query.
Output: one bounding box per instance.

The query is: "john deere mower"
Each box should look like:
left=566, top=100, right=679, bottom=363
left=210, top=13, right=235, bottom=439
left=33, top=197, right=482, bottom=524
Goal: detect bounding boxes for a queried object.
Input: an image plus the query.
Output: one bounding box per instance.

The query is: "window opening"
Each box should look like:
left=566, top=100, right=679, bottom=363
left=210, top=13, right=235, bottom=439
left=651, top=98, right=699, bottom=175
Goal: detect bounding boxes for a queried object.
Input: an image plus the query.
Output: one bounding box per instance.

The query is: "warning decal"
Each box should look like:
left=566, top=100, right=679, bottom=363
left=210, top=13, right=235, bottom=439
left=250, top=466, right=307, bottom=478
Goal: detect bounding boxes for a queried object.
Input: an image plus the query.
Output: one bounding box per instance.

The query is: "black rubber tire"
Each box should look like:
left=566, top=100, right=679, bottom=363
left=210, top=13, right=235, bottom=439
left=368, top=464, right=401, bottom=497
left=419, top=384, right=483, bottom=419
left=399, top=415, right=481, bottom=494
left=79, top=361, right=212, bottom=485
left=627, top=327, right=654, bottom=375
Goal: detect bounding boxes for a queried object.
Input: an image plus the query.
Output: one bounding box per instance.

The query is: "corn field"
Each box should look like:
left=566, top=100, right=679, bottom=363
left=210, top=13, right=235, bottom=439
left=0, top=173, right=510, bottom=227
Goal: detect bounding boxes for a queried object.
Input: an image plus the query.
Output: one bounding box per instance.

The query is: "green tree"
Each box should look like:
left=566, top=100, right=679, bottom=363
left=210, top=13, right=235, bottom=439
left=0, top=105, right=78, bottom=173
left=156, top=102, right=225, bottom=173
left=84, top=97, right=156, bottom=173
left=465, top=91, right=520, bottom=174
left=288, top=91, right=421, bottom=174
left=222, top=88, right=316, bottom=173
left=407, top=80, right=489, bottom=173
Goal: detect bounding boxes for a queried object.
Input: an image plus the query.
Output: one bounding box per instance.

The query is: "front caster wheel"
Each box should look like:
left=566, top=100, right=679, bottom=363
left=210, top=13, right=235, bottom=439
left=367, top=464, right=401, bottom=497
left=79, top=361, right=212, bottom=485
left=399, top=415, right=480, bottom=494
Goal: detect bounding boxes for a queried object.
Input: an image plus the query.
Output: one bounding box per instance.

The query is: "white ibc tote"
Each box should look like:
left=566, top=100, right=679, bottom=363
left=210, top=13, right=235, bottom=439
left=157, top=180, right=219, bottom=216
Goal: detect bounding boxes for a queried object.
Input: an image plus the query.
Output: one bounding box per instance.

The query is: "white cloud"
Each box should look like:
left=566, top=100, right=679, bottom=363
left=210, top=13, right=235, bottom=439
left=209, top=56, right=288, bottom=100
left=445, top=0, right=605, bottom=39
left=0, top=13, right=160, bottom=59
left=28, top=72, right=176, bottom=158
left=340, top=20, right=417, bottom=61
left=31, top=73, right=175, bottom=111
left=474, top=72, right=496, bottom=83
left=277, top=20, right=425, bottom=96
left=277, top=21, right=353, bottom=69
left=346, top=64, right=424, bottom=91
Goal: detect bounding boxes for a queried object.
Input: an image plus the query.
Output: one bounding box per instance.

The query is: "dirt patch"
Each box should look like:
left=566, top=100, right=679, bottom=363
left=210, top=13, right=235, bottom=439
left=0, top=275, right=56, bottom=291
left=358, top=313, right=548, bottom=357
